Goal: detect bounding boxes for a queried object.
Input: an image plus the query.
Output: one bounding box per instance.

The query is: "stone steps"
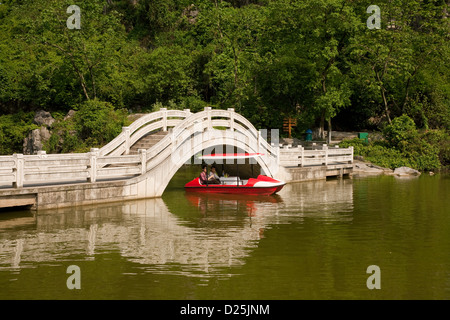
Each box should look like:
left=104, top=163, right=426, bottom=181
left=129, top=131, right=169, bottom=155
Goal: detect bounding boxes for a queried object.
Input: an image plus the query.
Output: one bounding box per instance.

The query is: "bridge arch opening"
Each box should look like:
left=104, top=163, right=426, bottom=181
left=163, top=144, right=264, bottom=194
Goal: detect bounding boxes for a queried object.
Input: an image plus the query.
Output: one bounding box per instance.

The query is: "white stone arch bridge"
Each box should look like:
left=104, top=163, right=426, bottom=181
left=0, top=107, right=353, bottom=209
left=113, top=107, right=280, bottom=197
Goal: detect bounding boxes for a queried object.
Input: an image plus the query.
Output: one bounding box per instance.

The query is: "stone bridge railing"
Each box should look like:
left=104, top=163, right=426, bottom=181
left=0, top=150, right=147, bottom=188
left=279, top=144, right=353, bottom=167
left=99, top=108, right=192, bottom=156
left=147, top=107, right=279, bottom=169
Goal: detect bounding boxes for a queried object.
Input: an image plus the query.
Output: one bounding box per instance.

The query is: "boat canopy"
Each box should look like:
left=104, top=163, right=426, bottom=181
left=198, top=153, right=264, bottom=160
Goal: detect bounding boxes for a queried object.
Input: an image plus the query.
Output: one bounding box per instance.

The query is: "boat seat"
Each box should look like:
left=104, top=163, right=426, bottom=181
left=219, top=177, right=248, bottom=186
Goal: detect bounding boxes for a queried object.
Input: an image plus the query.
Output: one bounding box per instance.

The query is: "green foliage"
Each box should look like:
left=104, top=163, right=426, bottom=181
left=0, top=112, right=38, bottom=155
left=421, top=129, right=450, bottom=167
left=340, top=138, right=429, bottom=171
left=75, top=100, right=129, bottom=146
left=0, top=0, right=449, bottom=155
left=45, top=100, right=130, bottom=153
left=44, top=118, right=81, bottom=153
left=340, top=115, right=447, bottom=171
left=383, top=114, right=418, bottom=150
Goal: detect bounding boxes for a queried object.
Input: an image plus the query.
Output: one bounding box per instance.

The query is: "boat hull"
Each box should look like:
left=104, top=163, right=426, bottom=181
left=185, top=185, right=282, bottom=195
left=184, top=175, right=285, bottom=195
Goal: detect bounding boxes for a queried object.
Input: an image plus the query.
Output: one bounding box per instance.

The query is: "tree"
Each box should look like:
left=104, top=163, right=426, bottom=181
left=1, top=0, right=448, bottom=144
left=0, top=0, right=144, bottom=111
left=254, top=0, right=357, bottom=140
left=198, top=1, right=267, bottom=111
left=349, top=0, right=449, bottom=128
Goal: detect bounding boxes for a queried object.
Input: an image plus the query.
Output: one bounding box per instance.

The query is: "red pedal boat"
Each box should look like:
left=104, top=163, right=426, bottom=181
left=184, top=153, right=285, bottom=195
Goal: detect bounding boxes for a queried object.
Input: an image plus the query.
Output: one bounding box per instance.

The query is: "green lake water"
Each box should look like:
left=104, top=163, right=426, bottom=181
left=0, top=167, right=449, bottom=299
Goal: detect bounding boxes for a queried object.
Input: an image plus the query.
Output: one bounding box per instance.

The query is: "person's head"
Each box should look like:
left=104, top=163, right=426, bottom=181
left=211, top=166, right=216, bottom=172
left=202, top=164, right=207, bottom=171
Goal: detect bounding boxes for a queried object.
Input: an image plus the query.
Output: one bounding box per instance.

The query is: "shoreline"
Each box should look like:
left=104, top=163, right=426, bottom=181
left=352, top=160, right=447, bottom=177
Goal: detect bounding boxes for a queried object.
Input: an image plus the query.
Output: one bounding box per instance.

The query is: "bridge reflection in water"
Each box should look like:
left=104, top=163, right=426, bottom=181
left=0, top=179, right=353, bottom=278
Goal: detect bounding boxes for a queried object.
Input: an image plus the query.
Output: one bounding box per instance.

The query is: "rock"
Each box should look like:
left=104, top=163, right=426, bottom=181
left=393, top=166, right=421, bottom=176
left=352, top=160, right=394, bottom=175
left=64, top=109, right=76, bottom=121
left=33, top=110, right=55, bottom=127
left=23, top=127, right=51, bottom=155
left=353, top=161, right=385, bottom=174
left=183, top=4, right=199, bottom=24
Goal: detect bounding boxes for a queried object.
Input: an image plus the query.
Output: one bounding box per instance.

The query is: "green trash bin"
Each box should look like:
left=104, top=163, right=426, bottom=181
left=358, top=132, right=369, bottom=144
left=305, top=129, right=313, bottom=141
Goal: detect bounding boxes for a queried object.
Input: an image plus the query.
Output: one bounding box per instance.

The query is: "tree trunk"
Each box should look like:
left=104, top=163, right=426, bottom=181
left=318, top=111, right=325, bottom=140
left=381, top=87, right=391, bottom=124
left=327, top=118, right=332, bottom=145
left=374, top=68, right=391, bottom=124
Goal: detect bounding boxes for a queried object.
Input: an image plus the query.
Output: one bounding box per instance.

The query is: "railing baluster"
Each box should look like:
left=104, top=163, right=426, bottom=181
left=139, top=149, right=147, bottom=175
left=13, top=154, right=24, bottom=188
left=161, top=108, right=167, bottom=131
left=88, top=148, right=99, bottom=183
left=350, top=146, right=354, bottom=164
left=122, top=126, right=131, bottom=155
left=298, top=145, right=303, bottom=167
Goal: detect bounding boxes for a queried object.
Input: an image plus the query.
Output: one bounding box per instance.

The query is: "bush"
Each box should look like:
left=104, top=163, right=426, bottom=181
left=420, top=129, right=450, bottom=167
left=0, top=112, right=39, bottom=155
left=45, top=117, right=83, bottom=153
left=75, top=100, right=129, bottom=146
left=340, top=130, right=443, bottom=171
left=340, top=138, right=414, bottom=169
left=339, top=137, right=367, bottom=156
left=383, top=114, right=418, bottom=151
left=45, top=99, right=130, bottom=153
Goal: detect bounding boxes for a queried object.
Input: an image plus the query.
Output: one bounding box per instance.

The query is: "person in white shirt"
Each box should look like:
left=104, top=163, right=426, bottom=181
left=208, top=166, right=221, bottom=184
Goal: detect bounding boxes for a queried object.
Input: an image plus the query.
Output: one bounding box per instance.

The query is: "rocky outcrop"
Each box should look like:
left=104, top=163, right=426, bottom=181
left=22, top=110, right=55, bottom=155
left=33, top=110, right=55, bottom=127
left=23, top=127, right=51, bottom=155
left=64, top=109, right=76, bottom=121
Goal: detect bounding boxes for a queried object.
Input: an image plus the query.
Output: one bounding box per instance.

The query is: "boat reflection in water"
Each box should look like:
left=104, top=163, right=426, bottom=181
left=185, top=192, right=283, bottom=217
left=184, top=192, right=283, bottom=239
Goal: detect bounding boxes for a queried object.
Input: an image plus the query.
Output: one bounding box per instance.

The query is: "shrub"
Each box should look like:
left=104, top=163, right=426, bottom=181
left=383, top=114, right=418, bottom=151
left=340, top=130, right=443, bottom=171
left=0, top=112, right=39, bottom=155
left=420, top=129, right=450, bottom=167
left=355, top=114, right=447, bottom=170
left=45, top=99, right=130, bottom=153
left=45, top=117, right=85, bottom=153
left=75, top=99, right=129, bottom=147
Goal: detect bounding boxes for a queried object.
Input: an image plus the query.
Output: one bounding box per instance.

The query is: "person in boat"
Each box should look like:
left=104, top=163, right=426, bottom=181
left=199, top=164, right=208, bottom=185
left=208, top=166, right=221, bottom=184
